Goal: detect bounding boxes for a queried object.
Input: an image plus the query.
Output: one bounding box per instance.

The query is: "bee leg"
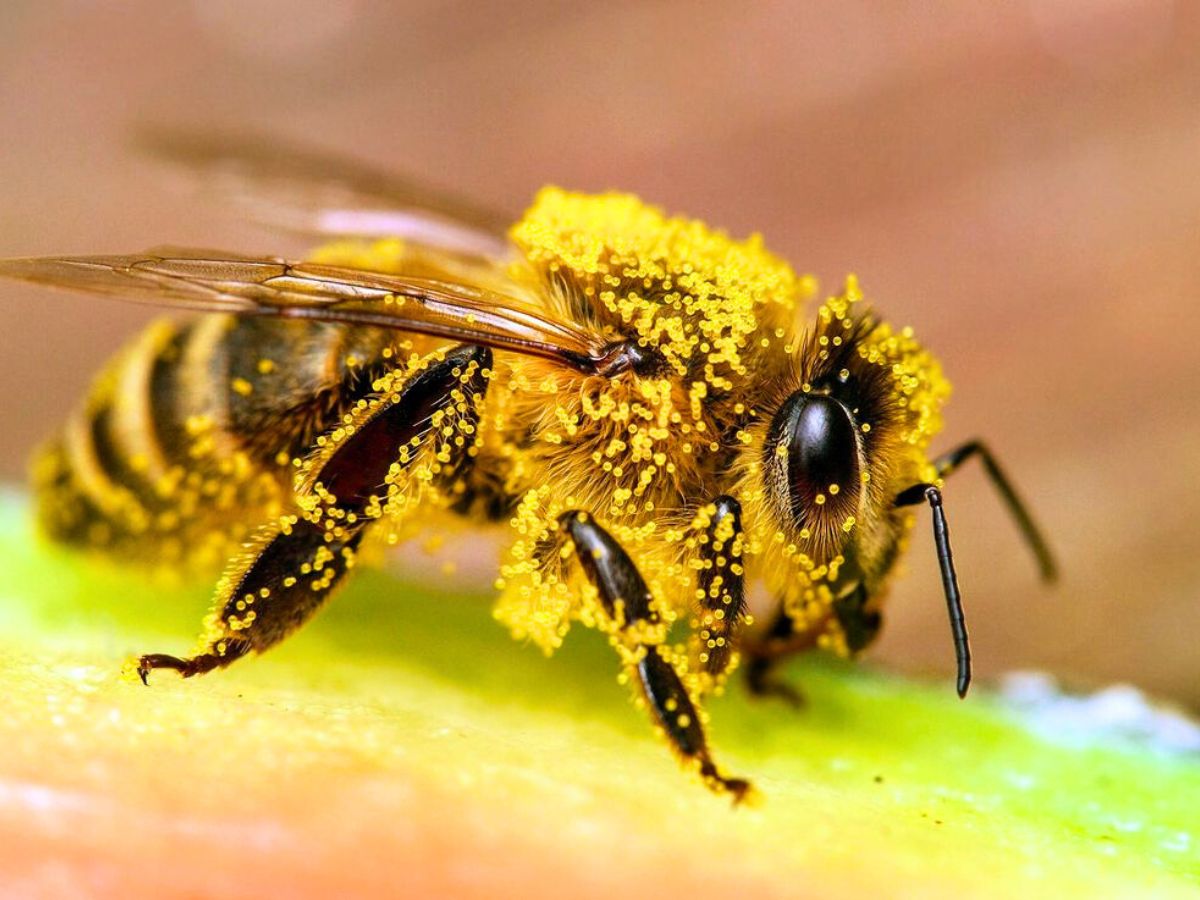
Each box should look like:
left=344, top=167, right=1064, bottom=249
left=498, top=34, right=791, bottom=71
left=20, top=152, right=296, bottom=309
left=559, top=510, right=752, bottom=802
left=136, top=640, right=251, bottom=684
left=696, top=496, right=747, bottom=680
left=831, top=583, right=883, bottom=654
left=136, top=520, right=365, bottom=684
left=742, top=609, right=809, bottom=709
left=137, top=344, right=492, bottom=683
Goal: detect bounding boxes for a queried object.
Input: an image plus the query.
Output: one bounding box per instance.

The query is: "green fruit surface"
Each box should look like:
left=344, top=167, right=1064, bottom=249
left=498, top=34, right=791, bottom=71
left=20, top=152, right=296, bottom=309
left=0, top=492, right=1195, bottom=898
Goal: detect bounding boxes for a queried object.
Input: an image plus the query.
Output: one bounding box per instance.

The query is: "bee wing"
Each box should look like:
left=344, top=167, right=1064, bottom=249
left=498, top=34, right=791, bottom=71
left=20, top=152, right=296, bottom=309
left=138, top=130, right=512, bottom=259
left=0, top=250, right=614, bottom=371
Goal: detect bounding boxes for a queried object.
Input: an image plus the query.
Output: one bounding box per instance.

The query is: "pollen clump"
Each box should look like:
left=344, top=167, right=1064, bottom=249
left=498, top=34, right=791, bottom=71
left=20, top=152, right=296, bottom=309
left=510, top=187, right=812, bottom=378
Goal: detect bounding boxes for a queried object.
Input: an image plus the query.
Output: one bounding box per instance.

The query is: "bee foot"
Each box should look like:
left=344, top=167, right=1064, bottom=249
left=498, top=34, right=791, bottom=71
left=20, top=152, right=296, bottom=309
left=700, top=761, right=755, bottom=805
left=135, top=638, right=252, bottom=684
left=136, top=653, right=193, bottom=684
left=745, top=661, right=806, bottom=709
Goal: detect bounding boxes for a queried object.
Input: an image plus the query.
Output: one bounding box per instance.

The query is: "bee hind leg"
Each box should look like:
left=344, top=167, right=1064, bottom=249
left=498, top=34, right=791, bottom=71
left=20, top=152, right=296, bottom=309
left=137, top=344, right=492, bottom=684
left=559, top=510, right=752, bottom=802
left=135, top=519, right=364, bottom=684
left=137, top=641, right=251, bottom=684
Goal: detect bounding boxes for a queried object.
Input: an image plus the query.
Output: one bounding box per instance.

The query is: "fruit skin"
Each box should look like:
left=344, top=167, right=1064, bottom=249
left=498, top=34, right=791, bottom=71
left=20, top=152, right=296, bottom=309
left=0, top=493, right=1196, bottom=899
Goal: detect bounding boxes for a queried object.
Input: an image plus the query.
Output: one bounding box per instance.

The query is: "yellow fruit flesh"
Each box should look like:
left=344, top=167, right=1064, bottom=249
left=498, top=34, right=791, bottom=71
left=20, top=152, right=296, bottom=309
left=0, top=493, right=1196, bottom=898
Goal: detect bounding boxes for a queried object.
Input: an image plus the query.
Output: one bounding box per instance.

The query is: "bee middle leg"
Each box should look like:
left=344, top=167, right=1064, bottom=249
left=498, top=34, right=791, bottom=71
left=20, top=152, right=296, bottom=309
left=137, top=344, right=492, bottom=683
left=559, top=510, right=751, bottom=801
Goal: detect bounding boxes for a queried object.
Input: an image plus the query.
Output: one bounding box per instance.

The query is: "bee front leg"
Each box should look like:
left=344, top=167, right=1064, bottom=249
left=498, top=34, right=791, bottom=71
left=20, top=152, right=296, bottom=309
left=743, top=584, right=882, bottom=707
left=559, top=510, right=752, bottom=801
left=742, top=608, right=811, bottom=709
left=137, top=345, right=492, bottom=683
left=695, top=495, right=748, bottom=681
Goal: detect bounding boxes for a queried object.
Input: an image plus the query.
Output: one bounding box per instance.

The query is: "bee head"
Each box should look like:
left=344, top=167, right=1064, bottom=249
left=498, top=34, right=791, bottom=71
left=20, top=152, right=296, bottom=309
left=756, top=288, right=942, bottom=576
left=750, top=283, right=952, bottom=655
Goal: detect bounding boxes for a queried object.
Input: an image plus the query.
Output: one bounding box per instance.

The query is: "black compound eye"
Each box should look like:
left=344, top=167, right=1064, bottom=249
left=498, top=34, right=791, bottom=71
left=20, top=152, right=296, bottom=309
left=768, top=391, right=861, bottom=512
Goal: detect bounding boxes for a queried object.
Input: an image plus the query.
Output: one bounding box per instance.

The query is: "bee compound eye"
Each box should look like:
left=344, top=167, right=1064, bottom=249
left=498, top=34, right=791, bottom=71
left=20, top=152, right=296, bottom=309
left=768, top=391, right=861, bottom=512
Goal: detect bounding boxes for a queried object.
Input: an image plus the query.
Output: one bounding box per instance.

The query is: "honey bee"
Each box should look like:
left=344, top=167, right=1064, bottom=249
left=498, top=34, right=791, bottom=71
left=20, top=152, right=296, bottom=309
left=0, top=134, right=1055, bottom=799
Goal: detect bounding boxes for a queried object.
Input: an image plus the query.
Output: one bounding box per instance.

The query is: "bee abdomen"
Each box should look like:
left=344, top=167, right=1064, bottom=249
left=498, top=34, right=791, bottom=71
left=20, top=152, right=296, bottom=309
left=33, top=318, right=285, bottom=571
left=34, top=324, right=170, bottom=555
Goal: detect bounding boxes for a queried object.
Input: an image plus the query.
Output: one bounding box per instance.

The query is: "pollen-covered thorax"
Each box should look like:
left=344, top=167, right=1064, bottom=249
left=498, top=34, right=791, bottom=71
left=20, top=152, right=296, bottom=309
left=491, top=190, right=818, bottom=651
left=509, top=187, right=812, bottom=383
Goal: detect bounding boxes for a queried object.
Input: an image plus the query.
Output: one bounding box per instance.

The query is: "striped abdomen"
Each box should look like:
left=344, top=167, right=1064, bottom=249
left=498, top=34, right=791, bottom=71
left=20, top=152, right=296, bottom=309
left=34, top=315, right=398, bottom=573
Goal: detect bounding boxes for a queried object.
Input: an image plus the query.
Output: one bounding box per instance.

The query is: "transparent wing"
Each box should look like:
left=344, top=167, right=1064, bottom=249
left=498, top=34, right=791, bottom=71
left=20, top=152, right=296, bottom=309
left=0, top=250, right=616, bottom=372
left=138, top=130, right=513, bottom=259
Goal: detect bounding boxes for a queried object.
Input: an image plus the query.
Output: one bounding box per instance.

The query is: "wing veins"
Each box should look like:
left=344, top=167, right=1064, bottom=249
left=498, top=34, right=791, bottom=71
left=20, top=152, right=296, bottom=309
left=0, top=251, right=611, bottom=371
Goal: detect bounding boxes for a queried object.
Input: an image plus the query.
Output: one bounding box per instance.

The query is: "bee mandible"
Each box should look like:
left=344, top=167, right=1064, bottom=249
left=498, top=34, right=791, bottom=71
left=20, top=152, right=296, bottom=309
left=0, top=134, right=1056, bottom=798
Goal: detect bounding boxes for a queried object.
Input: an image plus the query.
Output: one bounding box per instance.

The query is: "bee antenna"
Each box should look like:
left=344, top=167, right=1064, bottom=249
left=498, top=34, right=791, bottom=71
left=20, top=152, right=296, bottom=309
left=896, top=483, right=971, bottom=697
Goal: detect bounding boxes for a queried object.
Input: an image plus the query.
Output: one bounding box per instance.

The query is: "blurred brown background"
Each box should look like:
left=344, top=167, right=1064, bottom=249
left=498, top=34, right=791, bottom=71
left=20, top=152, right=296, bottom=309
left=1, top=1, right=1197, bottom=703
